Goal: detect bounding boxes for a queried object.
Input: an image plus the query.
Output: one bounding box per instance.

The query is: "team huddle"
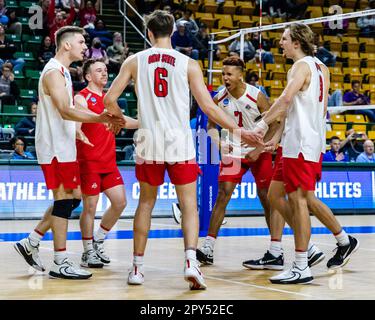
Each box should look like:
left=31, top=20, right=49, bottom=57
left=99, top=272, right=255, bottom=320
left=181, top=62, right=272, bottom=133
left=13, top=10, right=358, bottom=290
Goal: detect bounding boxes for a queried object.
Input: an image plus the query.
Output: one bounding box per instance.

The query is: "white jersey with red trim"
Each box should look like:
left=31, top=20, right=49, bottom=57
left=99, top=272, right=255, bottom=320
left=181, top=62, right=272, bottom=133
left=216, top=83, right=261, bottom=158
left=135, top=47, right=195, bottom=162
left=282, top=56, right=325, bottom=162
left=35, top=58, right=76, bottom=164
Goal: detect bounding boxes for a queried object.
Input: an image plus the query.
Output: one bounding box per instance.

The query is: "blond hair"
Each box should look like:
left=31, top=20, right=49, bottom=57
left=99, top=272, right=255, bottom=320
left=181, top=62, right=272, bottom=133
left=286, top=23, right=315, bottom=56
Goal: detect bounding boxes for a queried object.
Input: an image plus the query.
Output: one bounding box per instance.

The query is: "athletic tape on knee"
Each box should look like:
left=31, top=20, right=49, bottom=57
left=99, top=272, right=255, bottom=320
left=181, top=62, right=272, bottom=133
left=72, top=198, right=81, bottom=211
left=52, top=199, right=74, bottom=219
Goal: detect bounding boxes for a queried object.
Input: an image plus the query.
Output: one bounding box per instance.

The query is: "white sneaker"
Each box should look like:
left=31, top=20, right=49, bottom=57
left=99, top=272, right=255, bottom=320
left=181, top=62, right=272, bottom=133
left=172, top=203, right=227, bottom=225
left=269, top=262, right=313, bottom=285
left=308, top=244, right=325, bottom=267
left=196, top=245, right=214, bottom=265
left=127, top=265, right=144, bottom=285
left=81, top=250, right=104, bottom=268
left=93, top=240, right=110, bottom=264
left=14, top=238, right=45, bottom=272
left=184, top=259, right=207, bottom=290
left=49, top=258, right=92, bottom=279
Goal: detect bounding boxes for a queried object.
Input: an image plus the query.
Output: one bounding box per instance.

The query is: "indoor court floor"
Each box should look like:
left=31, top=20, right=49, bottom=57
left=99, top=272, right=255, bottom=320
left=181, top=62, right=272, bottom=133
left=0, top=215, right=374, bottom=300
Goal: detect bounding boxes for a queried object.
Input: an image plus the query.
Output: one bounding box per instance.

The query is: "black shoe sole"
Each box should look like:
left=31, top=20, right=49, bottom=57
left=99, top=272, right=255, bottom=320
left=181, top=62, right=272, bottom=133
left=196, top=249, right=213, bottom=265
left=98, top=257, right=110, bottom=264
left=81, top=263, right=104, bottom=269
left=49, top=271, right=92, bottom=280
left=242, top=263, right=284, bottom=270
left=270, top=276, right=314, bottom=285
left=327, top=238, right=360, bottom=270
left=14, top=242, right=45, bottom=272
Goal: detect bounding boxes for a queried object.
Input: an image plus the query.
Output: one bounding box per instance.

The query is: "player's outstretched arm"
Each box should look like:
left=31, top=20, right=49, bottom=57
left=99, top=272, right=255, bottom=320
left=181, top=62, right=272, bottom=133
left=104, top=55, right=137, bottom=119
left=255, top=61, right=310, bottom=136
left=123, top=115, right=138, bottom=129
left=44, top=70, right=124, bottom=125
left=188, top=59, right=262, bottom=146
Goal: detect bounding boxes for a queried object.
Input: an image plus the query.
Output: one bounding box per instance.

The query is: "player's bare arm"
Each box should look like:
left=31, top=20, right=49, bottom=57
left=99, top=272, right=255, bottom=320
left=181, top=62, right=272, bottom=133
left=74, top=94, right=94, bottom=147
left=254, top=61, right=310, bottom=136
left=43, top=69, right=124, bottom=126
left=188, top=59, right=263, bottom=147
left=104, top=55, right=137, bottom=119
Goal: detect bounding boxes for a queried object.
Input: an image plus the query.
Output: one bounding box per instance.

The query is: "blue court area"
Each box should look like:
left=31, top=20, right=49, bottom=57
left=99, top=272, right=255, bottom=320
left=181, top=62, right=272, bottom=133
left=1, top=225, right=375, bottom=242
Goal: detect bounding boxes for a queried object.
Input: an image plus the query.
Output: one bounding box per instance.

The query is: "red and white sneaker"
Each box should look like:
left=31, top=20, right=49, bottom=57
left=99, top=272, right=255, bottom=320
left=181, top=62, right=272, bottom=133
left=127, top=265, right=144, bottom=285
left=184, top=259, right=207, bottom=290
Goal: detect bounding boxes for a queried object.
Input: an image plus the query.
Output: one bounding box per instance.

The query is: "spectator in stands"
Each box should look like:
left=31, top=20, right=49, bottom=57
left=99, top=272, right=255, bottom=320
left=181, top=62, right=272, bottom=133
left=38, top=35, right=56, bottom=70
left=343, top=80, right=375, bottom=122
left=328, top=89, right=343, bottom=107
left=107, top=32, right=129, bottom=74
left=0, top=23, right=25, bottom=71
left=357, top=0, right=375, bottom=37
left=245, top=71, right=269, bottom=99
left=86, top=19, right=113, bottom=48
left=284, top=0, right=308, bottom=20
left=79, top=0, right=100, bottom=27
left=85, top=37, right=109, bottom=64
left=313, top=34, right=336, bottom=67
left=48, top=0, right=77, bottom=44
left=323, top=136, right=349, bottom=162
left=194, top=23, right=220, bottom=63
left=15, top=101, right=37, bottom=137
left=249, top=33, right=274, bottom=66
left=0, top=62, right=19, bottom=105
left=0, top=0, right=9, bottom=26
left=176, top=10, right=199, bottom=37
left=135, top=0, right=159, bottom=15
left=58, top=0, right=81, bottom=12
left=339, top=129, right=368, bottom=162
left=6, top=8, right=22, bottom=35
left=10, top=136, right=36, bottom=160
left=38, top=0, right=51, bottom=38
left=228, top=34, right=256, bottom=62
left=172, top=20, right=199, bottom=60
left=356, top=139, right=375, bottom=163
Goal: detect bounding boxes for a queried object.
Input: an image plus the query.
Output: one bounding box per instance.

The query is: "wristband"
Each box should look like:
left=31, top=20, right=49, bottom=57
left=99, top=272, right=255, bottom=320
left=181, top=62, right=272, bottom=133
left=256, top=119, right=269, bottom=132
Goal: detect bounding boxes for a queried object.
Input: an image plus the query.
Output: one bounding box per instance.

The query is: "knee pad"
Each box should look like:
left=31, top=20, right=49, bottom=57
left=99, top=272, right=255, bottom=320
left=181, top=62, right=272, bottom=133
left=72, top=198, right=81, bottom=211
left=52, top=199, right=74, bottom=219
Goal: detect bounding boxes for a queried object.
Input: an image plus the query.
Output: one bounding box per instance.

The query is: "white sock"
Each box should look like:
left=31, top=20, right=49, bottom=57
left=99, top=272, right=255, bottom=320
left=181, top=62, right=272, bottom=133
left=334, top=229, right=350, bottom=246
left=295, top=251, right=308, bottom=269
left=204, top=235, right=216, bottom=249
left=54, top=250, right=68, bottom=264
left=94, top=224, right=109, bottom=242
left=82, top=238, right=93, bottom=252
left=133, top=254, right=144, bottom=267
left=269, top=240, right=283, bottom=257
left=28, top=230, right=43, bottom=247
left=185, top=249, right=197, bottom=262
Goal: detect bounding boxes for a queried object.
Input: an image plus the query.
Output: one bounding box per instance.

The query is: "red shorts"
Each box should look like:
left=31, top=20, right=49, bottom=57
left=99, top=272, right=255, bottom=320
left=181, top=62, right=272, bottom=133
left=283, top=153, right=322, bottom=194
left=272, top=147, right=284, bottom=182
left=40, top=157, right=80, bottom=190
left=135, top=159, right=201, bottom=186
left=81, top=168, right=124, bottom=195
left=218, top=152, right=273, bottom=189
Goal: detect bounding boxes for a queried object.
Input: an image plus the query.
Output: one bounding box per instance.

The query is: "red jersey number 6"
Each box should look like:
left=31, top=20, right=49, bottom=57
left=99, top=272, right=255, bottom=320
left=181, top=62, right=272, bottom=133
left=154, top=67, right=168, bottom=97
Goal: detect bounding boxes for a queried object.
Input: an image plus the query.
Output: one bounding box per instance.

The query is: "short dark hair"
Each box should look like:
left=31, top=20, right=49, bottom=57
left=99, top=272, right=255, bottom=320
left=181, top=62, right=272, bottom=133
left=55, top=26, right=84, bottom=49
left=246, top=71, right=259, bottom=83
left=351, top=80, right=360, bottom=87
left=222, top=56, right=245, bottom=71
left=82, top=58, right=105, bottom=82
left=331, top=136, right=340, bottom=142
left=144, top=10, right=175, bottom=39
left=10, top=136, right=27, bottom=151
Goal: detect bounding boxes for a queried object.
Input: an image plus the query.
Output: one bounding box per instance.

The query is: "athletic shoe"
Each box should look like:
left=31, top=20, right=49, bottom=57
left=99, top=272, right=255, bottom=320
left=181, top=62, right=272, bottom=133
left=269, top=262, right=313, bottom=285
left=14, top=238, right=45, bottom=272
left=172, top=203, right=182, bottom=224
left=196, top=245, right=214, bottom=265
left=327, top=235, right=359, bottom=269
left=93, top=240, right=110, bottom=264
left=307, top=244, right=325, bottom=267
left=184, top=259, right=207, bottom=290
left=127, top=265, right=144, bottom=285
left=242, top=251, right=284, bottom=270
left=80, top=250, right=104, bottom=268
left=49, top=258, right=92, bottom=279
left=172, top=202, right=227, bottom=225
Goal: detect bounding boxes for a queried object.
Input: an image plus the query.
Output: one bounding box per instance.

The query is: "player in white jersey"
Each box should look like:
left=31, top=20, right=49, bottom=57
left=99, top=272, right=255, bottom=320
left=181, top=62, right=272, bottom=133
left=246, top=55, right=359, bottom=273
left=195, top=56, right=278, bottom=265
left=14, top=26, right=124, bottom=279
left=252, top=24, right=359, bottom=284
left=103, top=10, right=262, bottom=290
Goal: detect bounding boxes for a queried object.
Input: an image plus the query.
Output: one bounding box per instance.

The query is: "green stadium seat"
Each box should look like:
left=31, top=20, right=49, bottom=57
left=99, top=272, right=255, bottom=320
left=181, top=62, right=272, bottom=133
left=6, top=34, right=22, bottom=51
left=6, top=1, right=19, bottom=9
left=13, top=69, right=26, bottom=88
left=25, top=69, right=41, bottom=90
left=19, top=89, right=37, bottom=105
left=25, top=35, right=43, bottom=54
left=15, top=52, right=36, bottom=68
left=1, top=105, right=28, bottom=126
